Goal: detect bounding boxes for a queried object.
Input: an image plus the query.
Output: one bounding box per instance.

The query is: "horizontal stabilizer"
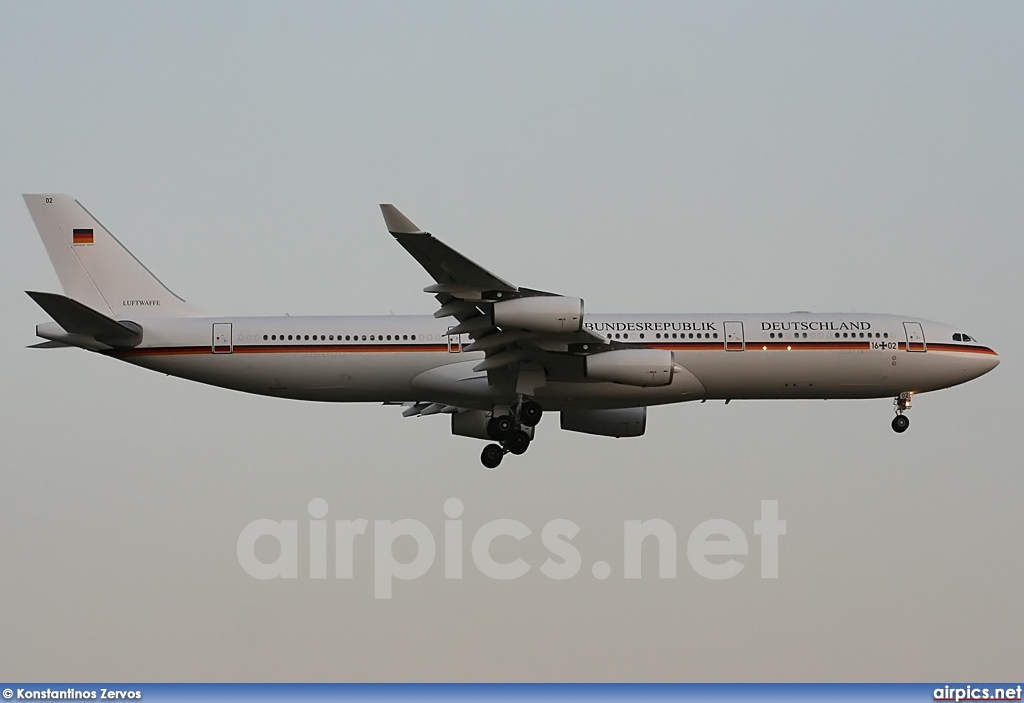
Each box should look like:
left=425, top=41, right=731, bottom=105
left=27, top=291, right=142, bottom=348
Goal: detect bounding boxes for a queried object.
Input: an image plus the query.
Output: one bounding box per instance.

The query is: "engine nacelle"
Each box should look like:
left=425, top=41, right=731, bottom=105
left=451, top=409, right=493, bottom=440
left=560, top=407, right=647, bottom=438
left=585, top=348, right=674, bottom=387
left=492, top=296, right=583, bottom=333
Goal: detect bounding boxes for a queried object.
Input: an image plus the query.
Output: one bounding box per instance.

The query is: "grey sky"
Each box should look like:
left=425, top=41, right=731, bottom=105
left=1, top=1, right=1021, bottom=681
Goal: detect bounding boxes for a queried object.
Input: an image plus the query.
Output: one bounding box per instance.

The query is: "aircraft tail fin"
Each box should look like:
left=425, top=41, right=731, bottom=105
left=23, top=194, right=201, bottom=318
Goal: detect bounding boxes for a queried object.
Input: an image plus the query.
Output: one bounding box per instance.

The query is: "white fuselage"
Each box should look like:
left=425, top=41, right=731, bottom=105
left=92, top=311, right=999, bottom=411
left=23, top=193, right=1001, bottom=461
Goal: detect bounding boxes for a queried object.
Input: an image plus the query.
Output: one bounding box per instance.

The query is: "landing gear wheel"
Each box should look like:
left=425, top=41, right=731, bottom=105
left=520, top=400, right=543, bottom=427
left=892, top=414, right=910, bottom=433
left=481, top=443, right=505, bottom=469
left=487, top=416, right=514, bottom=441
left=506, top=430, right=531, bottom=455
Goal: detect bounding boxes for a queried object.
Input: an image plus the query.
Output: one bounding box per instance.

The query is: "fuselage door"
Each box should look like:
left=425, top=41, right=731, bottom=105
left=447, top=326, right=462, bottom=353
left=724, top=321, right=745, bottom=351
left=903, top=322, right=926, bottom=352
left=213, top=322, right=233, bottom=354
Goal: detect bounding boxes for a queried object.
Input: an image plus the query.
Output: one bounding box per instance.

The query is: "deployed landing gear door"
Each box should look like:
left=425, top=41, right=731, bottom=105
left=212, top=322, right=233, bottom=354
left=903, top=322, right=926, bottom=352
left=724, top=321, right=745, bottom=351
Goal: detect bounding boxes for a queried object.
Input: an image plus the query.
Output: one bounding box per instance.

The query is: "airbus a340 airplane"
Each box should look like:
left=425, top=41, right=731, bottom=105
left=24, top=194, right=999, bottom=468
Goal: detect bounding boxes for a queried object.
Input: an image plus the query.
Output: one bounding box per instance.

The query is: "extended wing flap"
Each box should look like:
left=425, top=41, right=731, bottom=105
left=27, top=340, right=72, bottom=349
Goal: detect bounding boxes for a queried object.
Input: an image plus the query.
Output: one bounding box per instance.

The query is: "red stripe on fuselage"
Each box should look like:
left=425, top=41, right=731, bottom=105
left=105, top=341, right=996, bottom=358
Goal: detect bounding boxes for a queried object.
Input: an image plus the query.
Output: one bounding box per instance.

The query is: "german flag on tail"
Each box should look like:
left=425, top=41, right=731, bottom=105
left=72, top=228, right=93, bottom=245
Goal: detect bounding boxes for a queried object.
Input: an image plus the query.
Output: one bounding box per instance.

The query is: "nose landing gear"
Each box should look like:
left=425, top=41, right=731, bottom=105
left=479, top=398, right=543, bottom=467
left=891, top=393, right=912, bottom=433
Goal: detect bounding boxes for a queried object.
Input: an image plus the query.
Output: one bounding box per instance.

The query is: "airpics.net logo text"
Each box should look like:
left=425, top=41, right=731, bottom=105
left=237, top=499, right=786, bottom=598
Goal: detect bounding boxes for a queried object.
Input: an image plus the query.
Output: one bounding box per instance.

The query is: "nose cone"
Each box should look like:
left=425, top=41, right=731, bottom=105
left=971, top=346, right=1000, bottom=379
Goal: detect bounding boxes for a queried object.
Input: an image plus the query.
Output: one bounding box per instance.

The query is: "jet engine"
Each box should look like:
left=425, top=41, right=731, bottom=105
left=451, top=409, right=493, bottom=440
left=492, top=296, right=583, bottom=333
left=585, top=348, right=674, bottom=387
left=560, top=407, right=647, bottom=437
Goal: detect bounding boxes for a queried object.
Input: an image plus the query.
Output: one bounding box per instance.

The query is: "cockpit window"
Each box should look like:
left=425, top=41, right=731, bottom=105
left=954, top=333, right=975, bottom=343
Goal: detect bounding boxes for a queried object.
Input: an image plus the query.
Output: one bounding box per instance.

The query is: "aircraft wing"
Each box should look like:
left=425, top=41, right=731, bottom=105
left=380, top=205, right=608, bottom=391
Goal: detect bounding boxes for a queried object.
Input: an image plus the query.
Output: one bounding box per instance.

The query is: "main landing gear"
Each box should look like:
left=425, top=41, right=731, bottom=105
left=891, top=393, right=912, bottom=433
left=480, top=398, right=544, bottom=468
left=481, top=443, right=505, bottom=469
